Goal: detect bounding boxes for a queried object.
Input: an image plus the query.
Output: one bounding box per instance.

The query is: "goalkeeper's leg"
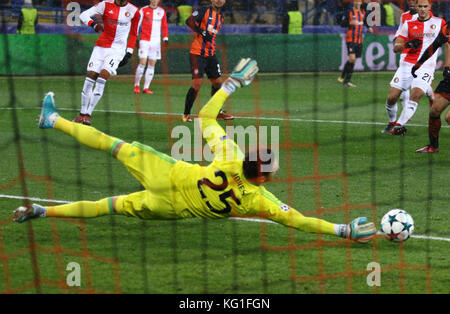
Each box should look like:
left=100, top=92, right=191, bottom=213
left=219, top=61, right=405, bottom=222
left=38, top=92, right=131, bottom=159
left=46, top=197, right=116, bottom=218
left=13, top=197, right=118, bottom=222
left=54, top=117, right=127, bottom=157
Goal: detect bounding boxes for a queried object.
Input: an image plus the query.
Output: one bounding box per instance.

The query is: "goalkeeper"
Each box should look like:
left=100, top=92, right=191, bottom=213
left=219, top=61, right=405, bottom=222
left=13, top=58, right=376, bottom=243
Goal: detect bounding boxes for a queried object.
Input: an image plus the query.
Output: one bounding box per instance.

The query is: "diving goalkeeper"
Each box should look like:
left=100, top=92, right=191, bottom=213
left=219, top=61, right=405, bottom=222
left=13, top=58, right=376, bottom=243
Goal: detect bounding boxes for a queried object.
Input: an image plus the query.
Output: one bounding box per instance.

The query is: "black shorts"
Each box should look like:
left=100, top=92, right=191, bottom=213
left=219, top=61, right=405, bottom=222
left=346, top=42, right=363, bottom=58
left=435, top=78, right=450, bottom=100
left=190, top=54, right=222, bottom=79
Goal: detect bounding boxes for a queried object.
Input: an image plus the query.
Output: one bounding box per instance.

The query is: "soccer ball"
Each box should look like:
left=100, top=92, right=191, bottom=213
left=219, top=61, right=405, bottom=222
left=380, top=209, right=414, bottom=242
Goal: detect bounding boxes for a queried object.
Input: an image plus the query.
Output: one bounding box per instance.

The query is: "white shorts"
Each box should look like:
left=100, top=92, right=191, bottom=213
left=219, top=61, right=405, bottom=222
left=138, top=40, right=161, bottom=60
left=390, top=61, right=434, bottom=93
left=87, top=46, right=125, bottom=76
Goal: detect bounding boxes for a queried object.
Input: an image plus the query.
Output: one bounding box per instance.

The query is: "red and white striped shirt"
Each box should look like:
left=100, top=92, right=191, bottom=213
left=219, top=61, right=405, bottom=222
left=395, top=11, right=435, bottom=56
left=80, top=0, right=140, bottom=53
left=138, top=6, right=168, bottom=43
left=396, top=15, right=445, bottom=68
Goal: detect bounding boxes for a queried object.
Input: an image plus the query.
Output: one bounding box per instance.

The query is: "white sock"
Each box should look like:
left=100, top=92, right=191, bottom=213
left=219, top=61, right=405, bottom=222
left=400, top=89, right=410, bottom=109
left=143, top=65, right=154, bottom=89
left=134, top=64, right=145, bottom=87
left=81, top=77, right=95, bottom=114
left=386, top=102, right=398, bottom=123
left=397, top=100, right=418, bottom=126
left=87, top=78, right=106, bottom=116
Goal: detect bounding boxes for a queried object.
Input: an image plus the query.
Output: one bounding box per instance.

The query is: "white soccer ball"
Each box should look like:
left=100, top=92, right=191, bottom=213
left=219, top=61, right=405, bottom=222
left=380, top=209, right=414, bottom=242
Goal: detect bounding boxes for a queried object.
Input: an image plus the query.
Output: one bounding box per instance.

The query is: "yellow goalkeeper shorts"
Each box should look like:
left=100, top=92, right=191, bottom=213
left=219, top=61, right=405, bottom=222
left=114, top=141, right=194, bottom=220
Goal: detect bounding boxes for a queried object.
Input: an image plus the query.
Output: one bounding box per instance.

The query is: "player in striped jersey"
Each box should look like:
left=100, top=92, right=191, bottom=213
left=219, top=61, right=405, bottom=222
left=382, top=0, right=445, bottom=136
left=14, top=59, right=376, bottom=244
left=74, top=0, right=140, bottom=126
left=394, top=0, right=434, bottom=120
left=338, top=0, right=373, bottom=87
left=182, top=0, right=233, bottom=122
left=413, top=20, right=450, bottom=153
left=134, top=0, right=168, bottom=95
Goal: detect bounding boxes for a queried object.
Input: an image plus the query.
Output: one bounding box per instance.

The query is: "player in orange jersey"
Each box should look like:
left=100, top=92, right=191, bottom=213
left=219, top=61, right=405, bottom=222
left=181, top=0, right=233, bottom=122
left=338, top=0, right=373, bottom=87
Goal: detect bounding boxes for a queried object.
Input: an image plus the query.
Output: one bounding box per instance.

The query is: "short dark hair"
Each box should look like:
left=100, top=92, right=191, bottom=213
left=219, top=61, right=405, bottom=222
left=242, top=147, right=276, bottom=179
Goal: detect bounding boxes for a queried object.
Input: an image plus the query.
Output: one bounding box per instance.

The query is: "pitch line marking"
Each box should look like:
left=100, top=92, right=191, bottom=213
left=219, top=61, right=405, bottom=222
left=3, top=107, right=450, bottom=128
left=1, top=193, right=449, bottom=243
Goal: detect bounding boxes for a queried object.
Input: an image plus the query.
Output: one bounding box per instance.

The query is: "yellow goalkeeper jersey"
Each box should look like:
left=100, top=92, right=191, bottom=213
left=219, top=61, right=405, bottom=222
left=171, top=146, right=288, bottom=220
left=169, top=89, right=335, bottom=234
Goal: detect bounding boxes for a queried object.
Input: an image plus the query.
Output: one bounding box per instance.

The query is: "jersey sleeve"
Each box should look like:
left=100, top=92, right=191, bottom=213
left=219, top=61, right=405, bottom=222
left=186, top=6, right=206, bottom=33
left=126, top=9, right=140, bottom=53
left=162, top=10, right=169, bottom=40
left=79, top=2, right=105, bottom=26
left=395, top=13, right=409, bottom=37
left=396, top=20, right=409, bottom=41
left=243, top=188, right=336, bottom=235
left=394, top=19, right=404, bottom=38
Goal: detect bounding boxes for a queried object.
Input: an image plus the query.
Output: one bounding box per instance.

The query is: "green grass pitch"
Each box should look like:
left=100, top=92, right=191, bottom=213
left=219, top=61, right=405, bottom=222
left=0, top=72, right=449, bottom=294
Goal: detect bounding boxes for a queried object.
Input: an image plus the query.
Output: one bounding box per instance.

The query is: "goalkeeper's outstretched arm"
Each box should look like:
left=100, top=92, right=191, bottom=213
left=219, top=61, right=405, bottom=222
left=243, top=193, right=376, bottom=243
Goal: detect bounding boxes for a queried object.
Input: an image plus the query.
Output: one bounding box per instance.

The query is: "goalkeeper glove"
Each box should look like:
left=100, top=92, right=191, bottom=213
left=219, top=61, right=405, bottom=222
left=347, top=217, right=376, bottom=243
left=228, top=58, right=259, bottom=88
left=119, top=52, right=132, bottom=67
left=405, top=38, right=422, bottom=49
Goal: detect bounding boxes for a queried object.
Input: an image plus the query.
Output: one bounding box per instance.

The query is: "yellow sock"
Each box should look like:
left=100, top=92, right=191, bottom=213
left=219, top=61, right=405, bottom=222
left=46, top=197, right=114, bottom=218
left=54, top=117, right=123, bottom=156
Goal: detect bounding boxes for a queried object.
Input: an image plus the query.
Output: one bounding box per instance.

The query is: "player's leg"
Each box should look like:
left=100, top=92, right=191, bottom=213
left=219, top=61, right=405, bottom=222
left=393, top=68, right=434, bottom=135
left=114, top=190, right=192, bottom=220
left=426, top=83, right=434, bottom=107
left=416, top=93, right=449, bottom=153
left=143, top=59, right=157, bottom=94
left=143, top=43, right=160, bottom=94
left=341, top=43, right=358, bottom=87
left=445, top=104, right=450, bottom=125
left=75, top=71, right=98, bottom=124
left=38, top=92, right=129, bottom=158
left=382, top=86, right=403, bottom=133
left=339, top=43, right=352, bottom=82
left=205, top=55, right=233, bottom=120
left=394, top=86, right=424, bottom=131
left=343, top=53, right=357, bottom=87
left=135, top=41, right=149, bottom=94
left=75, top=47, right=103, bottom=124
left=13, top=197, right=118, bottom=223
left=134, top=58, right=147, bottom=94
left=183, top=54, right=204, bottom=121
left=400, top=88, right=410, bottom=110
left=85, top=50, right=122, bottom=124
